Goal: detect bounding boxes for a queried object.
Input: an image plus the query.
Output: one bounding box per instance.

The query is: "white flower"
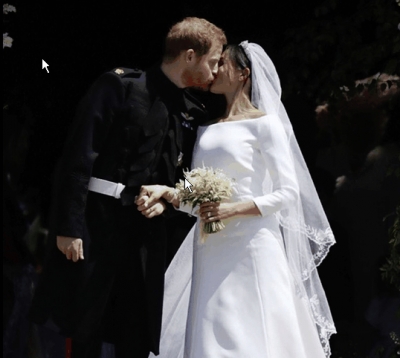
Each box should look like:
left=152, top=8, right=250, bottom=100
left=3, top=4, right=16, bottom=14
left=3, top=33, right=13, bottom=49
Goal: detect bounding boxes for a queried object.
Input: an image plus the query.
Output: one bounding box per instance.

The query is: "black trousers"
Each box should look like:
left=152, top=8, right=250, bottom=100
left=71, top=337, right=150, bottom=358
left=72, top=249, right=150, bottom=358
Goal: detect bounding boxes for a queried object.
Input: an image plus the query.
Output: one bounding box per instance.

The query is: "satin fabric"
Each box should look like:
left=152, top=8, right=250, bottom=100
left=151, top=116, right=327, bottom=357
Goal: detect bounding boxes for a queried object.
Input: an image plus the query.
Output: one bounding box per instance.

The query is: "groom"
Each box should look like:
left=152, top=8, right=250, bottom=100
left=29, top=17, right=226, bottom=358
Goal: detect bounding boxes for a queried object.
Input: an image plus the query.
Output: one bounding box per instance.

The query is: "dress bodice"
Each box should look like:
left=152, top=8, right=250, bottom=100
left=191, top=114, right=298, bottom=217
left=193, top=117, right=268, bottom=203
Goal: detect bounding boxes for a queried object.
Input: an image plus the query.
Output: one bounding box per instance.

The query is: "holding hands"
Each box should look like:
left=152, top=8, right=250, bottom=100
left=136, top=185, right=175, bottom=218
left=136, top=184, right=261, bottom=221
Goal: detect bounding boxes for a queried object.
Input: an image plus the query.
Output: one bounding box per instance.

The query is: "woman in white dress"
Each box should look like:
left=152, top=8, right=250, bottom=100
left=139, top=41, right=336, bottom=358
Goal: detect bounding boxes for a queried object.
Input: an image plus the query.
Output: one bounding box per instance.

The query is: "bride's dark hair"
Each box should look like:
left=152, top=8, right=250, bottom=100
left=225, top=44, right=252, bottom=75
left=226, top=44, right=252, bottom=99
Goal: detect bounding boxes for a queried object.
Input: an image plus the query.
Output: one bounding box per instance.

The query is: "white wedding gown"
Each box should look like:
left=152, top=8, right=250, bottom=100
left=151, top=115, right=328, bottom=358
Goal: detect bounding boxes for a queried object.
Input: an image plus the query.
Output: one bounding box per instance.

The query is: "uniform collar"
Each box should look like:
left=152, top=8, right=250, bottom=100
left=146, top=64, right=185, bottom=105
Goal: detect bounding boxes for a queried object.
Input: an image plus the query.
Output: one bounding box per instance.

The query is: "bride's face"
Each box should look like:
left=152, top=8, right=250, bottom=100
left=210, top=51, right=243, bottom=95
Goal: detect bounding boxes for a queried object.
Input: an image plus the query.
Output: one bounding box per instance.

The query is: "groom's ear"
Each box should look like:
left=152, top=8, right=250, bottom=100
left=184, top=49, right=196, bottom=64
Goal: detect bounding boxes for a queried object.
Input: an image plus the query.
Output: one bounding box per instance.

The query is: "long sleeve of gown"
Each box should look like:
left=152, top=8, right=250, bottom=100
left=252, top=115, right=299, bottom=217
left=177, top=202, right=199, bottom=217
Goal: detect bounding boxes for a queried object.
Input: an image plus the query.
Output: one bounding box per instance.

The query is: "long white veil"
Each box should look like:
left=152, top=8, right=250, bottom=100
left=241, top=41, right=336, bottom=356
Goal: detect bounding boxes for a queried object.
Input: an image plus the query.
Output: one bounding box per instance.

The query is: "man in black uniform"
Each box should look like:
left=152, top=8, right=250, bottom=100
left=29, top=17, right=226, bottom=358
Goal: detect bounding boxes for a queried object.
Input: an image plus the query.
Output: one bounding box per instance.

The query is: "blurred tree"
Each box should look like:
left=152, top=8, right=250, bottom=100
left=381, top=162, right=400, bottom=292
left=281, top=0, right=400, bottom=103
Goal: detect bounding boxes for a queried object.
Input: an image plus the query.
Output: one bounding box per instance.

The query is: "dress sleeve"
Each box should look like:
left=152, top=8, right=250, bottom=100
left=252, top=115, right=299, bottom=217
left=55, top=72, right=126, bottom=238
left=176, top=203, right=199, bottom=217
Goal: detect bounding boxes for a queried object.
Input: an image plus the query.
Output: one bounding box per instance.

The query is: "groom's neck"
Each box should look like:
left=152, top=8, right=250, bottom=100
left=160, top=61, right=185, bottom=89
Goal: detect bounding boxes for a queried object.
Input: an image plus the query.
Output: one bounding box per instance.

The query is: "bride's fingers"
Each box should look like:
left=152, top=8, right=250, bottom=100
left=200, top=202, right=219, bottom=210
left=199, top=208, right=208, bottom=217
left=137, top=198, right=151, bottom=212
left=199, top=205, right=218, bottom=216
left=201, top=210, right=215, bottom=220
left=204, top=214, right=219, bottom=222
left=136, top=195, right=149, bottom=207
left=146, top=195, right=160, bottom=208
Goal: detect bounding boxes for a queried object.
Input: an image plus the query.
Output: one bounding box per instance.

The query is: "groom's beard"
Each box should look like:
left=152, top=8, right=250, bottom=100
left=182, top=68, right=213, bottom=91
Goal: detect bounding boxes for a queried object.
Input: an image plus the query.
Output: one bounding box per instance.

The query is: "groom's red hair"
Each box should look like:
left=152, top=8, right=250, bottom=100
left=163, top=17, right=226, bottom=62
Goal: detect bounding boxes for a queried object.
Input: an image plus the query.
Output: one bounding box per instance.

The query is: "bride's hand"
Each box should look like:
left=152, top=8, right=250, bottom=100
left=200, top=200, right=261, bottom=222
left=199, top=202, right=238, bottom=222
left=136, top=185, right=169, bottom=207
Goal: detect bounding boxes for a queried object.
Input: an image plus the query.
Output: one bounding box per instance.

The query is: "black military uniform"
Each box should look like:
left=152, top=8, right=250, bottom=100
left=28, top=65, right=213, bottom=357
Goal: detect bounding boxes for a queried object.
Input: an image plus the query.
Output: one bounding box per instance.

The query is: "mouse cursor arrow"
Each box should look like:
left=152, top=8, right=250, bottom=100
left=42, top=59, right=49, bottom=73
left=184, top=178, right=193, bottom=193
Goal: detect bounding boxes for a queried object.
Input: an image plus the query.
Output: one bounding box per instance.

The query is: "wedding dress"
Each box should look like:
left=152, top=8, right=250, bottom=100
left=150, top=115, right=329, bottom=358
left=150, top=41, right=336, bottom=358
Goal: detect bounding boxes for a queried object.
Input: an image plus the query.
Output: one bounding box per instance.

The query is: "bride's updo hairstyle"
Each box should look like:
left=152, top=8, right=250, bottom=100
left=227, top=44, right=251, bottom=74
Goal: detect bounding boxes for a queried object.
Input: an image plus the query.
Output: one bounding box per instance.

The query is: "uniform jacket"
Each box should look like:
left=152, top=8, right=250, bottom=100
left=29, top=65, right=210, bottom=354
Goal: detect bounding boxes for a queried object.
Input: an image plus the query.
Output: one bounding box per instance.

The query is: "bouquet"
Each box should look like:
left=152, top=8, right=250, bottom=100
left=175, top=166, right=235, bottom=242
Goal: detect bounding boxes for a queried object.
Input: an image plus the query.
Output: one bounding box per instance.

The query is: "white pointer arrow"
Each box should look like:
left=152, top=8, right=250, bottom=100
left=42, top=59, right=49, bottom=73
left=184, top=178, right=193, bottom=193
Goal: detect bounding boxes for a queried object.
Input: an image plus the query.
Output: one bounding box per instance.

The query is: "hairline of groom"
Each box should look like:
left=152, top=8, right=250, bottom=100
left=163, top=17, right=227, bottom=63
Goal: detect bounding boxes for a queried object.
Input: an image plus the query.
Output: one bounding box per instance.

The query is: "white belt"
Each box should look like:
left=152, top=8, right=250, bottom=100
left=88, top=177, right=125, bottom=199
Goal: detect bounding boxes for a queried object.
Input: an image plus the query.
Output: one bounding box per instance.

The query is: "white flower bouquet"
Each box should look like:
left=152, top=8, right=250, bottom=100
left=175, top=166, right=235, bottom=242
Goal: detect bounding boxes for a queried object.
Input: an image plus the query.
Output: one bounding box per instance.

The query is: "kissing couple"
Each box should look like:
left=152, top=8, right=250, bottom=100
left=30, top=16, right=336, bottom=358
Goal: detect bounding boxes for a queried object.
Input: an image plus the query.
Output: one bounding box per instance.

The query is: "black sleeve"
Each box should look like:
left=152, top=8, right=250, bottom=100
left=55, top=72, right=126, bottom=238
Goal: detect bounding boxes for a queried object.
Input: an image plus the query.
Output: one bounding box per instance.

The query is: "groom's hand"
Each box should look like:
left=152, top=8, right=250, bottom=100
left=135, top=192, right=167, bottom=219
left=137, top=185, right=167, bottom=208
left=57, top=236, right=84, bottom=262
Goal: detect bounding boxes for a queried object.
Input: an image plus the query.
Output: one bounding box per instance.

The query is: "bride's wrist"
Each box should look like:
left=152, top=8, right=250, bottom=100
left=163, top=187, right=178, bottom=204
left=235, top=201, right=260, bottom=217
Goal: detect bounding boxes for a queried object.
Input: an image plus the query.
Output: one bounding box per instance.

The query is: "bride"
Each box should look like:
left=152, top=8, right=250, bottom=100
left=137, top=41, right=336, bottom=357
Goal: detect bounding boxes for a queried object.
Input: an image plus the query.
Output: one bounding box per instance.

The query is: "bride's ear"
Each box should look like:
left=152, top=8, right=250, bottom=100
left=239, top=68, right=251, bottom=82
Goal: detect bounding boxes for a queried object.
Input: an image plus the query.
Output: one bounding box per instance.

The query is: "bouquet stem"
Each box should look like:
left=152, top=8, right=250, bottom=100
left=204, top=220, right=226, bottom=234
left=200, top=220, right=226, bottom=243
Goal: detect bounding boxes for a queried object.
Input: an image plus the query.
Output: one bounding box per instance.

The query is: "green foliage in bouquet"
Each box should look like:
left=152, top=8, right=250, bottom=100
left=175, top=166, right=235, bottom=239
